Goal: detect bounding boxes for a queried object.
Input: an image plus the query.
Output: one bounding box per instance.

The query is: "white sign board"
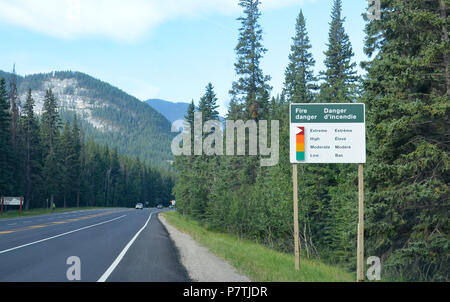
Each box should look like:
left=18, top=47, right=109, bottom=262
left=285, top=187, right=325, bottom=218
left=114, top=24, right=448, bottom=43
left=3, top=197, right=22, bottom=206
left=290, top=103, right=366, bottom=164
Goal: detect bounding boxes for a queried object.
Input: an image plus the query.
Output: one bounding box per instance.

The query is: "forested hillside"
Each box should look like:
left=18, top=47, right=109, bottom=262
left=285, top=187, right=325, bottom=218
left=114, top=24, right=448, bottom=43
left=0, top=83, right=174, bottom=209
left=0, top=70, right=174, bottom=168
left=173, top=0, right=449, bottom=281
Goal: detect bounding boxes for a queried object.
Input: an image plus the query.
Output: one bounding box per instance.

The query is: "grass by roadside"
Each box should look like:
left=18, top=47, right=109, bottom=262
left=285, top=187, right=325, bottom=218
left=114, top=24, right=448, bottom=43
left=161, top=211, right=354, bottom=282
left=0, top=207, right=108, bottom=220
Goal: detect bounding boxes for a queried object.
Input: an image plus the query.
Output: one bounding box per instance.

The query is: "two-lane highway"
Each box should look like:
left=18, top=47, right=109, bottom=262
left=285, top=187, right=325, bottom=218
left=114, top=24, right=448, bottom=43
left=0, top=208, right=190, bottom=282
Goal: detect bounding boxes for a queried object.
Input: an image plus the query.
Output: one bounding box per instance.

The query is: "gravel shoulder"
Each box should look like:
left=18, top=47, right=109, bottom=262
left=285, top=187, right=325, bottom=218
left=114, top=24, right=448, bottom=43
left=158, top=214, right=251, bottom=282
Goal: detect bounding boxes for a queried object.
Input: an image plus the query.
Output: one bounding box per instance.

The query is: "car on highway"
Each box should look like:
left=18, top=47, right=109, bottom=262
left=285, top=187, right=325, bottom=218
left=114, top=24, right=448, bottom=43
left=157, top=204, right=163, bottom=209
left=135, top=203, right=144, bottom=210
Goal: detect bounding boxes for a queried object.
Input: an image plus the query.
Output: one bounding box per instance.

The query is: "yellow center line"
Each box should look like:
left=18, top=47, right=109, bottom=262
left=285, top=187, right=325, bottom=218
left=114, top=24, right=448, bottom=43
left=0, top=210, right=127, bottom=235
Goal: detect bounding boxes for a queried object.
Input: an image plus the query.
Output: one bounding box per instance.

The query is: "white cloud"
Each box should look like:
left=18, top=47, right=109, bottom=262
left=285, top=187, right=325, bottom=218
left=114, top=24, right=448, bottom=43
left=0, top=0, right=306, bottom=42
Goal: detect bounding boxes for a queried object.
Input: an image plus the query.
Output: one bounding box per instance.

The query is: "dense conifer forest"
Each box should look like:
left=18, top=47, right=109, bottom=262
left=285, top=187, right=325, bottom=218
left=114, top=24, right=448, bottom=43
left=0, top=80, right=174, bottom=210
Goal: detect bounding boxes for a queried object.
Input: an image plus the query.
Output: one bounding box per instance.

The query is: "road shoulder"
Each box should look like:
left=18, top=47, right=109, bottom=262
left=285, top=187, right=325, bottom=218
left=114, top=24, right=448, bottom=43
left=158, top=213, right=251, bottom=282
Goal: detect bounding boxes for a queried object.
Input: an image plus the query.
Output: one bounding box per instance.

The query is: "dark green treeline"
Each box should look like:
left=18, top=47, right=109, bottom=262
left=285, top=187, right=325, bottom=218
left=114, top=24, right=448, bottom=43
left=0, top=85, right=174, bottom=210
left=173, top=0, right=449, bottom=282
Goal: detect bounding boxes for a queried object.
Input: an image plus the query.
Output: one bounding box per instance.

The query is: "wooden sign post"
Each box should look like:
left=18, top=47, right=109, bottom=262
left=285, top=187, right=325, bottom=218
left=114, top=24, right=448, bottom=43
left=357, top=164, right=364, bottom=282
left=20, top=196, right=23, bottom=216
left=293, top=164, right=300, bottom=271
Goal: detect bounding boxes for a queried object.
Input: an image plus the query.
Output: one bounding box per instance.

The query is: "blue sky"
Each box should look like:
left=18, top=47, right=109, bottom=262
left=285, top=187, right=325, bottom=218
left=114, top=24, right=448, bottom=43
left=0, top=0, right=369, bottom=116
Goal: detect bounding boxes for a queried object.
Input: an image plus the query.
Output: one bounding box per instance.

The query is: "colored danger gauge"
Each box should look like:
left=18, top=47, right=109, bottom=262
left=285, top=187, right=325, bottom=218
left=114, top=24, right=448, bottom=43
left=296, top=127, right=305, bottom=161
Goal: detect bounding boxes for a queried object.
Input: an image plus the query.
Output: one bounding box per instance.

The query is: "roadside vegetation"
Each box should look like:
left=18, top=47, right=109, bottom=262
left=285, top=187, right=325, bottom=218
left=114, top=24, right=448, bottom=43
left=162, top=211, right=353, bottom=282
left=0, top=207, right=108, bottom=220
left=173, top=0, right=449, bottom=282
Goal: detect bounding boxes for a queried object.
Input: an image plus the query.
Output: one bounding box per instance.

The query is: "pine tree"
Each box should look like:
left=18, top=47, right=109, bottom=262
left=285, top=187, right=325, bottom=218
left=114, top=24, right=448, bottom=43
left=284, top=10, right=317, bottom=103
left=18, top=89, right=42, bottom=209
left=198, top=83, right=220, bottom=122
left=40, top=88, right=61, bottom=206
left=8, top=66, right=22, bottom=195
left=0, top=78, right=13, bottom=195
left=9, top=65, right=19, bottom=144
left=279, top=10, right=322, bottom=253
left=363, top=0, right=450, bottom=281
left=109, top=148, right=120, bottom=206
left=230, top=0, right=272, bottom=120
left=185, top=100, right=195, bottom=125
left=59, top=121, right=75, bottom=208
left=72, top=115, right=82, bottom=207
left=40, top=89, right=61, bottom=155
left=319, top=0, right=358, bottom=103
left=173, top=100, right=196, bottom=215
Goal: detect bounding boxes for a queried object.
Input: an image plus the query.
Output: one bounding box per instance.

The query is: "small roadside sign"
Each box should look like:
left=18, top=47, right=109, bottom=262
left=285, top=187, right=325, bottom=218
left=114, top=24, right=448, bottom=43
left=1, top=196, right=24, bottom=215
left=3, top=197, right=22, bottom=206
left=290, top=103, right=366, bottom=164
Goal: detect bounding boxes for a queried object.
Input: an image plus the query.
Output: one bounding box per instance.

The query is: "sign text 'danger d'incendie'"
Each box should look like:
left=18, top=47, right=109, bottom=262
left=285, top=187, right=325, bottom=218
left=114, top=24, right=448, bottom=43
left=290, top=103, right=366, bottom=164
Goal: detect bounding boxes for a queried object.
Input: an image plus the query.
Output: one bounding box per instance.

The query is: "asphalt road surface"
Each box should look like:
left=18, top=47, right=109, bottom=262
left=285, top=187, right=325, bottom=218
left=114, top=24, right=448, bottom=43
left=0, top=208, right=190, bottom=282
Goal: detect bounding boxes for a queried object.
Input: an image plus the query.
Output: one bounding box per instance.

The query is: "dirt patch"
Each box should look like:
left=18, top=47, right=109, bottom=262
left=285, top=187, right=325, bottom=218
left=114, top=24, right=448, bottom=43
left=158, top=214, right=251, bottom=282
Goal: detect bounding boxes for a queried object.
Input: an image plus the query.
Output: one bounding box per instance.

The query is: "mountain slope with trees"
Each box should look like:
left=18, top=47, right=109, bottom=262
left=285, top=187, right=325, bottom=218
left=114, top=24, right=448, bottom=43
left=0, top=84, right=174, bottom=209
left=0, top=70, right=174, bottom=168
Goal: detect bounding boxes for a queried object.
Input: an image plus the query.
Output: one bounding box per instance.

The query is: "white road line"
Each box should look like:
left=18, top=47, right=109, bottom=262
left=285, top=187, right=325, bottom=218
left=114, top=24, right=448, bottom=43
left=97, top=211, right=155, bottom=282
left=0, top=215, right=127, bottom=255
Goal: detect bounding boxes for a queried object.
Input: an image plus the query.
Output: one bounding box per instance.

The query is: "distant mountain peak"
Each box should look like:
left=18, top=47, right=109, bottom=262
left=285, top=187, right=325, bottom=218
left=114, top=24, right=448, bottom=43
left=145, top=99, right=193, bottom=123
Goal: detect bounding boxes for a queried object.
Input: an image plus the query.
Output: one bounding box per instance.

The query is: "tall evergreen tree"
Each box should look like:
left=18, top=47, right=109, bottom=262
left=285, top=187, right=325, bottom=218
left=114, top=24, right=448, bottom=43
left=18, top=89, right=41, bottom=209
left=9, top=65, right=19, bottom=144
left=40, top=88, right=61, bottom=205
left=319, top=0, right=358, bottom=103
left=109, top=147, right=120, bottom=206
left=72, top=115, right=82, bottom=207
left=0, top=78, right=13, bottom=195
left=284, top=10, right=317, bottom=103
left=40, top=89, right=61, bottom=155
left=198, top=83, right=220, bottom=122
left=185, top=100, right=195, bottom=125
left=362, top=0, right=450, bottom=281
left=229, top=0, right=272, bottom=120
left=59, top=121, right=75, bottom=208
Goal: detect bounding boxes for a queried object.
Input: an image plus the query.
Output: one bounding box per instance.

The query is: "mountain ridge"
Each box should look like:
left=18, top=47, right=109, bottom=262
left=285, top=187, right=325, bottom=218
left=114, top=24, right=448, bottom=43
left=145, top=98, right=193, bottom=123
left=0, top=70, right=175, bottom=167
left=146, top=98, right=225, bottom=124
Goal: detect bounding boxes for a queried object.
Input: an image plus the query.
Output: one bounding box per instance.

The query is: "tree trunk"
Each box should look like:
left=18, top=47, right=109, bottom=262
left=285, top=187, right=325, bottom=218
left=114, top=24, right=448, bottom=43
left=25, top=137, right=31, bottom=211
